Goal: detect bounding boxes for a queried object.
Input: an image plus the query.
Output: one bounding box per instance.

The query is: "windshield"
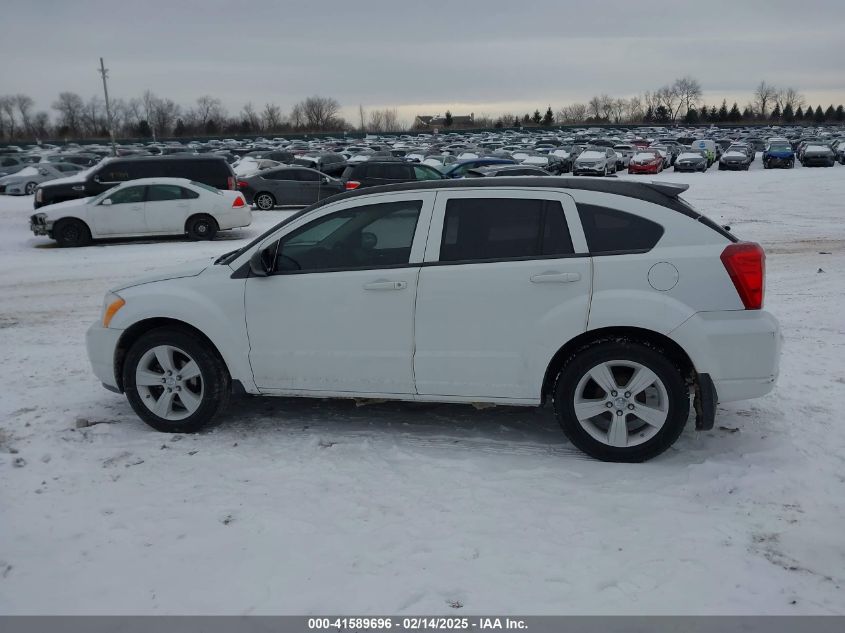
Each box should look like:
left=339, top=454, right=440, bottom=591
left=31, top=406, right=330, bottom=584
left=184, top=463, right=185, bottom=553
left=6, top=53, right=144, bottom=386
left=190, top=180, right=222, bottom=195
left=215, top=204, right=319, bottom=265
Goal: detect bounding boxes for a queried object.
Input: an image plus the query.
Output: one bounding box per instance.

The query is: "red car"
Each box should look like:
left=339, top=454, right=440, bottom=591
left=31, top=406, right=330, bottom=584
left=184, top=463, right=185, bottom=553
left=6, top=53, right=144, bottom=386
left=628, top=150, right=664, bottom=174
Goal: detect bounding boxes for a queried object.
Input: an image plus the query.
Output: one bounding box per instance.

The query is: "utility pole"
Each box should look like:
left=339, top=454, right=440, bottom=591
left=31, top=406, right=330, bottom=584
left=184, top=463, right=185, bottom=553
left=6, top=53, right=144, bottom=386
left=98, top=57, right=118, bottom=156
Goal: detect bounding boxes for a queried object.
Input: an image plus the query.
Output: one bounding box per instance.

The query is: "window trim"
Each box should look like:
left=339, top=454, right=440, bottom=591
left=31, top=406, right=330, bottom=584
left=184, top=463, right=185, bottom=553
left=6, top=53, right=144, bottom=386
left=424, top=189, right=588, bottom=264
left=249, top=191, right=438, bottom=277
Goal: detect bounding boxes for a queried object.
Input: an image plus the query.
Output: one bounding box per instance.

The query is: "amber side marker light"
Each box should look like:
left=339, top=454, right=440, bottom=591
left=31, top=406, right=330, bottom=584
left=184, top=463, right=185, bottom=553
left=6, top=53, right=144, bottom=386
left=103, top=297, right=126, bottom=327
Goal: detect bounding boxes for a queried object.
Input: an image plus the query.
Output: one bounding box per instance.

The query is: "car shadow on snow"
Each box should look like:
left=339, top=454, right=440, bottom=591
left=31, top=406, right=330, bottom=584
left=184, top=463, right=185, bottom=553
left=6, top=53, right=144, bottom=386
left=31, top=230, right=254, bottom=249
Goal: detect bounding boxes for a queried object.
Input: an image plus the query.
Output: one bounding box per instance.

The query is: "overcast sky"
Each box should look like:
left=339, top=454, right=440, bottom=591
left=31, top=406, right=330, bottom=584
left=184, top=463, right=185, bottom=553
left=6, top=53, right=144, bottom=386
left=3, top=0, right=844, bottom=124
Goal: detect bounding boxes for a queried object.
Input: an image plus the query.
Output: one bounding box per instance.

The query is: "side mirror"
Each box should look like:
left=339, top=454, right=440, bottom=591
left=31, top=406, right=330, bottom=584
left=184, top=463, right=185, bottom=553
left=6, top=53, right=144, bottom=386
left=102, top=198, right=113, bottom=206
left=93, top=175, right=101, bottom=183
left=321, top=176, right=330, bottom=184
left=249, top=247, right=271, bottom=277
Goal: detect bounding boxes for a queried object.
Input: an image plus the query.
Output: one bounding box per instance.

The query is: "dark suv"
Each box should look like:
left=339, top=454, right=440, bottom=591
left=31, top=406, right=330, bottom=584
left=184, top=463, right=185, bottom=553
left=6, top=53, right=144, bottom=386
left=340, top=161, right=444, bottom=190
left=34, top=155, right=236, bottom=208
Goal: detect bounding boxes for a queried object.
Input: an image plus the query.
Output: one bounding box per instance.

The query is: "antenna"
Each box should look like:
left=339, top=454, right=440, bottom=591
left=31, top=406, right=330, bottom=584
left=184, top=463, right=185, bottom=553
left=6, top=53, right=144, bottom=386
left=98, top=57, right=118, bottom=157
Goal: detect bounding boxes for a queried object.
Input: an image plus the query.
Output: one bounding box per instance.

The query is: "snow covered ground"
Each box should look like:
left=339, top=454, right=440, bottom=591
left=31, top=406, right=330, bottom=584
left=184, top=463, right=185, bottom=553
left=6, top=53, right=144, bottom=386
left=1, top=162, right=844, bottom=615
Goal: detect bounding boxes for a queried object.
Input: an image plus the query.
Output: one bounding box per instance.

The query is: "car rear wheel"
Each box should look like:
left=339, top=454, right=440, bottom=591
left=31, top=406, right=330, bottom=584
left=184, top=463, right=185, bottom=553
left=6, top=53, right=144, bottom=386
left=53, top=218, right=91, bottom=247
left=186, top=215, right=218, bottom=241
left=254, top=192, right=276, bottom=210
left=24, top=182, right=37, bottom=195
left=123, top=327, right=231, bottom=433
left=552, top=340, right=689, bottom=462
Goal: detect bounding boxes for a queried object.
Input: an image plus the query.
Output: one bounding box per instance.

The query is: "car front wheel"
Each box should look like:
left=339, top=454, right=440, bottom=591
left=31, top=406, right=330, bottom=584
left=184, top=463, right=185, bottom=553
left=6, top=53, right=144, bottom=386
left=552, top=340, right=689, bottom=462
left=123, top=327, right=231, bottom=433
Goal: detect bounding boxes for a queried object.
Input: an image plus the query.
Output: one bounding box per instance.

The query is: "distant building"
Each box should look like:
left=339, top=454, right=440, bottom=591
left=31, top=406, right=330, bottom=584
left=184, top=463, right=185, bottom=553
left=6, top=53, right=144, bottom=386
left=413, top=113, right=475, bottom=129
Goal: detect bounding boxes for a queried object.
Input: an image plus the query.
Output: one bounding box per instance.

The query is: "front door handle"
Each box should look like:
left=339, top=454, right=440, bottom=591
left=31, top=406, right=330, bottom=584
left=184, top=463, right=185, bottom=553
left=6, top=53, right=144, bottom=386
left=530, top=271, right=581, bottom=283
left=363, top=280, right=407, bottom=291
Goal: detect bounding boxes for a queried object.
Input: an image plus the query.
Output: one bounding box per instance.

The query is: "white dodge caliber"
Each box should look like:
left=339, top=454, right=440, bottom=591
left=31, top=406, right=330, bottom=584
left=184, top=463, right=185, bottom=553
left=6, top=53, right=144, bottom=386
left=30, top=177, right=251, bottom=246
left=86, top=178, right=781, bottom=462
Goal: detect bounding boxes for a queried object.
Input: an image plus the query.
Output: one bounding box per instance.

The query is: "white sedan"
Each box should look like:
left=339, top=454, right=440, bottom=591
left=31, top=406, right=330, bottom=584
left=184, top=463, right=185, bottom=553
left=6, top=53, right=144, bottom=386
left=29, top=177, right=251, bottom=247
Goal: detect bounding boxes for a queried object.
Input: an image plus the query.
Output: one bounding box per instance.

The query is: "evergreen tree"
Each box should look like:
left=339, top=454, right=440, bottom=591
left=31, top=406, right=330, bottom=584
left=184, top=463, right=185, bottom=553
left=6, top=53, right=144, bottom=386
left=654, top=105, right=669, bottom=123
left=173, top=118, right=186, bottom=136
left=709, top=106, right=718, bottom=121
left=770, top=104, right=781, bottom=122
left=542, top=106, right=554, bottom=126
left=698, top=104, right=708, bottom=123
left=684, top=108, right=699, bottom=124
left=824, top=105, right=835, bottom=121
left=836, top=105, right=844, bottom=122
left=136, top=120, right=152, bottom=138
left=795, top=106, right=804, bottom=120
left=727, top=102, right=741, bottom=121
left=444, top=111, right=453, bottom=127
left=531, top=109, right=542, bottom=125
left=742, top=106, right=753, bottom=120
left=814, top=105, right=825, bottom=123
left=718, top=100, right=729, bottom=122
left=644, top=105, right=654, bottom=123
left=513, top=115, right=520, bottom=127
left=523, top=113, right=531, bottom=124
left=782, top=104, right=794, bottom=123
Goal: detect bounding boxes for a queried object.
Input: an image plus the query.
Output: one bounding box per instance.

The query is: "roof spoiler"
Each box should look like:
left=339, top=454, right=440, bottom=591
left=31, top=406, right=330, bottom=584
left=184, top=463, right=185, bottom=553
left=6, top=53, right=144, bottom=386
left=646, top=181, right=689, bottom=197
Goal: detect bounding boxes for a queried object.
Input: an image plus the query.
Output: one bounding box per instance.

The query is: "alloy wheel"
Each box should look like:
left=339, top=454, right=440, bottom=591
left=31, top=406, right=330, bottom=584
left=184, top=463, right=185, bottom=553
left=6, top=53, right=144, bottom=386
left=135, top=345, right=204, bottom=421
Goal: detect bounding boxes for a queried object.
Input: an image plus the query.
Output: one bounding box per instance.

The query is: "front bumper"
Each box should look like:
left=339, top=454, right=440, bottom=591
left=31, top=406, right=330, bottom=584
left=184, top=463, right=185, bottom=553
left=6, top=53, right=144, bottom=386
left=573, top=164, right=605, bottom=174
left=628, top=164, right=660, bottom=174
left=719, top=162, right=747, bottom=170
left=675, top=162, right=705, bottom=171
left=669, top=310, right=782, bottom=403
left=86, top=322, right=124, bottom=392
left=29, top=214, right=52, bottom=236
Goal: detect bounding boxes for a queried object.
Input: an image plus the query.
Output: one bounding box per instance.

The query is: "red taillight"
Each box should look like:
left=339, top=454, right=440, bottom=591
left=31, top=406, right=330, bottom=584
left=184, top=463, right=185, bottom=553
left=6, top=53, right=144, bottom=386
left=237, top=180, right=249, bottom=189
left=227, top=176, right=236, bottom=190
left=232, top=196, right=245, bottom=208
left=345, top=180, right=361, bottom=190
left=720, top=242, right=765, bottom=309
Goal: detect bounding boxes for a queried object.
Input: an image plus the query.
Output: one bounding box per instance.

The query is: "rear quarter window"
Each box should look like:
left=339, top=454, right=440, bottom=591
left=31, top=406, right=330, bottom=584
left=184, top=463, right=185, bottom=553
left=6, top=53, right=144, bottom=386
left=577, top=204, right=664, bottom=254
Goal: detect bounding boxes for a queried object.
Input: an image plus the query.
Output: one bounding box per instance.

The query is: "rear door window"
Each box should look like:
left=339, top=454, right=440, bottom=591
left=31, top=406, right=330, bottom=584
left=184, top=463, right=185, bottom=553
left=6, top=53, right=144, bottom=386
left=577, top=204, right=664, bottom=254
left=439, top=198, right=574, bottom=263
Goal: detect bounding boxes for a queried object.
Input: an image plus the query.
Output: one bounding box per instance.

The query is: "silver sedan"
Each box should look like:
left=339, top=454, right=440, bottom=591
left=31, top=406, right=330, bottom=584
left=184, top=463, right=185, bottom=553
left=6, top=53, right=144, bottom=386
left=0, top=162, right=83, bottom=196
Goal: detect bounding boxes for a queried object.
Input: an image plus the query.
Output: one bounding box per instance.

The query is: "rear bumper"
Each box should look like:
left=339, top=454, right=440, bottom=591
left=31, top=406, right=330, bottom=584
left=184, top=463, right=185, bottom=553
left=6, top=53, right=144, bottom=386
left=86, top=322, right=123, bottom=392
left=669, top=310, right=781, bottom=403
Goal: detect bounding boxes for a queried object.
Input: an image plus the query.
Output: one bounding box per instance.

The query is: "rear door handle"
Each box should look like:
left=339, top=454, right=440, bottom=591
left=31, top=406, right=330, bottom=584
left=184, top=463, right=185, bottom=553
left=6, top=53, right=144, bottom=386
left=530, top=271, right=581, bottom=283
left=363, top=280, right=407, bottom=291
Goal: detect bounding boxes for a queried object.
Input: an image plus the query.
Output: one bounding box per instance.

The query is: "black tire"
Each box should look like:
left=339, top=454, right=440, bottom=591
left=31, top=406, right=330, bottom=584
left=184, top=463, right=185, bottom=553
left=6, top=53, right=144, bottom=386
left=186, top=215, right=218, bottom=241
left=123, top=327, right=231, bottom=433
left=254, top=192, right=276, bottom=210
left=552, top=339, right=689, bottom=462
left=24, top=182, right=37, bottom=195
left=53, top=218, right=91, bottom=247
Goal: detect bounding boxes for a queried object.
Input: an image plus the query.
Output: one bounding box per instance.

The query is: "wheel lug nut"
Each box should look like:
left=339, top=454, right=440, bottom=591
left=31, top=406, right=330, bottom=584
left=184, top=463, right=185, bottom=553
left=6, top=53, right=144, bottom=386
left=176, top=386, right=181, bottom=392
left=624, top=392, right=631, bottom=398
left=166, top=387, right=172, bottom=393
left=176, top=375, right=181, bottom=381
left=616, top=410, right=623, bottom=416
left=605, top=402, right=613, bottom=408
left=167, top=370, right=172, bottom=376
left=628, top=404, right=635, bottom=410
left=611, top=390, right=618, bottom=397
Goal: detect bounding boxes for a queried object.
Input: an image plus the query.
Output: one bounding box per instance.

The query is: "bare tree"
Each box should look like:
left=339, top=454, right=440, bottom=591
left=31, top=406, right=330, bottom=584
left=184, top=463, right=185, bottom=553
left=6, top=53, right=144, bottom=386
left=655, top=85, right=683, bottom=121
left=0, top=97, right=16, bottom=139
left=587, top=96, right=603, bottom=119
left=32, top=111, right=49, bottom=139
left=358, top=104, right=366, bottom=132
left=14, top=94, right=34, bottom=137
left=82, top=96, right=105, bottom=136
left=262, top=103, right=283, bottom=130
left=299, top=95, right=341, bottom=130
left=151, top=98, right=180, bottom=136
left=609, top=98, right=626, bottom=124
left=673, top=76, right=702, bottom=116
left=776, top=87, right=805, bottom=112
left=52, top=91, right=85, bottom=135
left=192, top=95, right=225, bottom=128
left=557, top=103, right=587, bottom=124
left=241, top=102, right=261, bottom=131
left=368, top=109, right=385, bottom=132
left=753, top=81, right=778, bottom=116
left=289, top=102, right=306, bottom=128
left=626, top=96, right=644, bottom=122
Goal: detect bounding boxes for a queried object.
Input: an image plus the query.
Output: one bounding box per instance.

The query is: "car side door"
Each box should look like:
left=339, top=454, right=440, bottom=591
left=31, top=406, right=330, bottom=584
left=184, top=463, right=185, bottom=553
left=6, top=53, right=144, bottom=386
left=291, top=168, right=323, bottom=205
left=413, top=189, right=592, bottom=402
left=260, top=169, right=300, bottom=205
left=144, top=184, right=196, bottom=234
left=243, top=191, right=436, bottom=395
left=88, top=185, right=148, bottom=236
